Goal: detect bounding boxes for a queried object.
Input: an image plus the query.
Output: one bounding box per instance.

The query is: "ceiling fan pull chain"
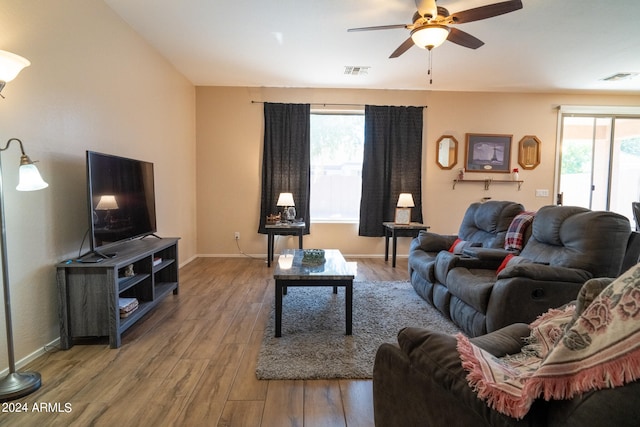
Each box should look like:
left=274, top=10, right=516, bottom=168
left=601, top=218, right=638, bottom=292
left=428, top=48, right=433, bottom=85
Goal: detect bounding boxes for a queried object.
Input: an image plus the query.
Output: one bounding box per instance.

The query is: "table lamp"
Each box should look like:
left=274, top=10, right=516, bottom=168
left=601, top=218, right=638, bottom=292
left=395, top=193, right=414, bottom=224
left=277, top=192, right=296, bottom=222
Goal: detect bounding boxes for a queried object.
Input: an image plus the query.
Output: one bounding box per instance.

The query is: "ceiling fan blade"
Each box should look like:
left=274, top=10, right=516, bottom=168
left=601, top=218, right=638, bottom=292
left=415, top=0, right=438, bottom=19
left=348, top=24, right=408, bottom=32
left=389, top=37, right=415, bottom=58
left=450, top=0, right=523, bottom=24
left=446, top=27, right=484, bottom=49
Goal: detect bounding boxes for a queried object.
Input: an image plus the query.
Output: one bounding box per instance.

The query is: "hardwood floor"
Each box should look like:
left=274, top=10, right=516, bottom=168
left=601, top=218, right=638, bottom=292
left=2, top=256, right=409, bottom=427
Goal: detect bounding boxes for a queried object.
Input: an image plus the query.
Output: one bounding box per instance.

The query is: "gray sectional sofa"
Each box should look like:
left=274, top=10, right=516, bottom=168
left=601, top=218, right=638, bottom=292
left=409, top=203, right=634, bottom=337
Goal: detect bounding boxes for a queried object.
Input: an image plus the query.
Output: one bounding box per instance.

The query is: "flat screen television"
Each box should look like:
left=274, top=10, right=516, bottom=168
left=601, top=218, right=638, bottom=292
left=86, top=151, right=157, bottom=256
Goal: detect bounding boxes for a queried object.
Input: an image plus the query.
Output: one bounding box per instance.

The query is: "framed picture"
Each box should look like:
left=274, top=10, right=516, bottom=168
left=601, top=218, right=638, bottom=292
left=395, top=208, right=411, bottom=224
left=464, top=133, right=513, bottom=173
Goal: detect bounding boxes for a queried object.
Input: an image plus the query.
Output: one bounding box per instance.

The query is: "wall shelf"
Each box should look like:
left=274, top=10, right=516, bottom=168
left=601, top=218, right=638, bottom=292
left=453, top=179, right=523, bottom=190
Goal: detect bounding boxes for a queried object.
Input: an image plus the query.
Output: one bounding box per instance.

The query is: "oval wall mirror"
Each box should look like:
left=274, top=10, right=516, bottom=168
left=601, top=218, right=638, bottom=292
left=436, top=135, right=458, bottom=170
left=518, top=135, right=541, bottom=170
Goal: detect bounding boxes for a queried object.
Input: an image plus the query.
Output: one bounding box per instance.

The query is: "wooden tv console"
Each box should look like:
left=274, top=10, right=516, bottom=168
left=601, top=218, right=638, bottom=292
left=56, top=237, right=179, bottom=349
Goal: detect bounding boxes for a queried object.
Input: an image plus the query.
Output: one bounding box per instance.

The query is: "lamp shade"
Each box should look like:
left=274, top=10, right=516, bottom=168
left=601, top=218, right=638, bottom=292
left=16, top=163, right=48, bottom=191
left=410, top=25, right=450, bottom=49
left=397, top=193, right=415, bottom=208
left=0, top=50, right=31, bottom=83
left=277, top=192, right=295, bottom=207
left=95, top=195, right=119, bottom=210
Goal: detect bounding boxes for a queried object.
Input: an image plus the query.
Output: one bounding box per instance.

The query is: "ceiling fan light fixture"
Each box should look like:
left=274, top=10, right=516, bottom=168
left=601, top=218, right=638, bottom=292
left=411, top=25, right=450, bottom=49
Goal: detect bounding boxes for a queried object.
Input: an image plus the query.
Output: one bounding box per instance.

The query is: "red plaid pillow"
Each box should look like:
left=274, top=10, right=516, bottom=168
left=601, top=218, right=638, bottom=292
left=504, top=211, right=536, bottom=251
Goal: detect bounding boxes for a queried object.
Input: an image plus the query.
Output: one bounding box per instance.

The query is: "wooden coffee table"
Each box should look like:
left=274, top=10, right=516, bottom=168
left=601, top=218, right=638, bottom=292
left=273, top=249, right=356, bottom=337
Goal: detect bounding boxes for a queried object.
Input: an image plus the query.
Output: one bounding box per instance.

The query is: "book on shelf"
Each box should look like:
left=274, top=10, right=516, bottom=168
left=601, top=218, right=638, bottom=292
left=153, top=257, right=163, bottom=266
left=119, top=297, right=139, bottom=318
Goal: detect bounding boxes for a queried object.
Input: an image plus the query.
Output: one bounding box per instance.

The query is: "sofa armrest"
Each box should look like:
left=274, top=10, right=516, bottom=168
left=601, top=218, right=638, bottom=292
left=434, top=250, right=504, bottom=284
left=411, top=231, right=457, bottom=253
left=373, top=327, right=538, bottom=427
left=469, top=323, right=530, bottom=357
left=398, top=324, right=529, bottom=359
left=499, top=263, right=592, bottom=283
left=463, top=247, right=517, bottom=261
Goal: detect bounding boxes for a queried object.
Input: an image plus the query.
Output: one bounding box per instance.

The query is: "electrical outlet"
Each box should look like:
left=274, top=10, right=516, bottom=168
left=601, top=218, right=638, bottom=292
left=234, top=232, right=240, bottom=240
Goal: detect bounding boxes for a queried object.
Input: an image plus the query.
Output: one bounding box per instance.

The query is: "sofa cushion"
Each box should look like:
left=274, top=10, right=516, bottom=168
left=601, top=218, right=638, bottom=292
left=521, top=206, right=631, bottom=277
left=458, top=201, right=524, bottom=249
left=531, top=205, right=589, bottom=246
left=446, top=268, right=497, bottom=313
left=409, top=250, right=437, bottom=283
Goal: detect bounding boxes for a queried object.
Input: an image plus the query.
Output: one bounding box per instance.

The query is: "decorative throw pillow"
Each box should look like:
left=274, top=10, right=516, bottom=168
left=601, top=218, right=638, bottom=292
left=448, top=239, right=481, bottom=255
left=504, top=211, right=536, bottom=251
left=448, top=238, right=463, bottom=253
left=496, top=253, right=515, bottom=274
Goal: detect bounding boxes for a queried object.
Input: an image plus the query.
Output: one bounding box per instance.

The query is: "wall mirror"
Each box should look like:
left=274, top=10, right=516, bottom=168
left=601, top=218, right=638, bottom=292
left=436, top=135, right=458, bottom=170
left=518, top=135, right=541, bottom=170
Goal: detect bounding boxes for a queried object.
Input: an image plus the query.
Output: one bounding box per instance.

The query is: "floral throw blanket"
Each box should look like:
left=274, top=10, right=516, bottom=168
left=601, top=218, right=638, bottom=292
left=456, top=263, right=640, bottom=419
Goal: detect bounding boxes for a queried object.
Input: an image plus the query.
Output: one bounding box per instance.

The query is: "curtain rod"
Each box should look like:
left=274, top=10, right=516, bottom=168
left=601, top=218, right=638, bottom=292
left=250, top=101, right=427, bottom=108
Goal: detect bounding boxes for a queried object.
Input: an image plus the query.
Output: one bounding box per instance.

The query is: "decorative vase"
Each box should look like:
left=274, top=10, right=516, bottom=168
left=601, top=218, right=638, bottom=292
left=512, top=171, right=519, bottom=181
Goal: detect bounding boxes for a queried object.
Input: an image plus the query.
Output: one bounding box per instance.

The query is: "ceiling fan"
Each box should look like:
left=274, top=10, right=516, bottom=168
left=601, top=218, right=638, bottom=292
left=348, top=0, right=523, bottom=58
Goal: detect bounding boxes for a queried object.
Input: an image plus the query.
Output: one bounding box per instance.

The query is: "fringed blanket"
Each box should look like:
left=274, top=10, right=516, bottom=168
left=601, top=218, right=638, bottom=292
left=457, top=263, right=640, bottom=419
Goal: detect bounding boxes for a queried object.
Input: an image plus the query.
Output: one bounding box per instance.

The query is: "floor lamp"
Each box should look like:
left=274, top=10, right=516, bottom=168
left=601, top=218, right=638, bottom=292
left=0, top=50, right=48, bottom=401
left=0, top=138, right=49, bottom=401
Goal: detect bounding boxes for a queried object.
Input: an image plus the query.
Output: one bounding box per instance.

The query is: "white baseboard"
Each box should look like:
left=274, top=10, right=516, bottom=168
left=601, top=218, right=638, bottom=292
left=0, top=337, right=61, bottom=377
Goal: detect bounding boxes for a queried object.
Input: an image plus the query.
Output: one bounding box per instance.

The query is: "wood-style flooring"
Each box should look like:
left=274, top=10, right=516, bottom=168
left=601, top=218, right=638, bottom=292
left=1, top=256, right=409, bottom=426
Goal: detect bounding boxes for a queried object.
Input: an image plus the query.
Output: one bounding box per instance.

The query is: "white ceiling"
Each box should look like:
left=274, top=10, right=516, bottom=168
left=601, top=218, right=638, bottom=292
left=104, top=0, right=640, bottom=93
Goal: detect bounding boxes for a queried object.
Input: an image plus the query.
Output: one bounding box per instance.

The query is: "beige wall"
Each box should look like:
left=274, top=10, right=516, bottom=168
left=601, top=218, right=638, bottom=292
left=0, top=1, right=196, bottom=371
left=196, top=87, right=640, bottom=258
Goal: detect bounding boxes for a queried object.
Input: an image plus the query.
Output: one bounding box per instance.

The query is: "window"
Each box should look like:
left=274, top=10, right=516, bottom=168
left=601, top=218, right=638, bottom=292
left=310, top=112, right=364, bottom=222
left=558, top=107, right=640, bottom=225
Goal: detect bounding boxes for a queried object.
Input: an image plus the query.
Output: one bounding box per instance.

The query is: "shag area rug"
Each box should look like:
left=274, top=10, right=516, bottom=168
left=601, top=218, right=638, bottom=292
left=256, top=280, right=461, bottom=380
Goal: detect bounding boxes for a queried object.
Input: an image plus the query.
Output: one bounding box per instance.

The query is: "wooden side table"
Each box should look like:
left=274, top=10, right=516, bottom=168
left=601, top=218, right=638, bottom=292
left=265, top=222, right=305, bottom=267
left=383, top=222, right=429, bottom=267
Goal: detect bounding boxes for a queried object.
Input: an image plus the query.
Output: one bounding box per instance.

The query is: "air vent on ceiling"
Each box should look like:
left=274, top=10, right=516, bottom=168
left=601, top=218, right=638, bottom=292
left=344, top=66, right=370, bottom=76
left=601, top=72, right=639, bottom=82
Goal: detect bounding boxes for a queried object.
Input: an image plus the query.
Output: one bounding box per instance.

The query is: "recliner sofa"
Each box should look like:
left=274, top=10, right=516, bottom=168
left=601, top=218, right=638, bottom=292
left=408, top=200, right=524, bottom=308
left=410, top=205, right=633, bottom=337
left=373, top=274, right=640, bottom=427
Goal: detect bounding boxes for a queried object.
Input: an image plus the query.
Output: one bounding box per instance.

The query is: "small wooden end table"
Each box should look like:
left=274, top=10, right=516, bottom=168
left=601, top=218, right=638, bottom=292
left=265, top=222, right=305, bottom=267
left=383, top=222, right=429, bottom=267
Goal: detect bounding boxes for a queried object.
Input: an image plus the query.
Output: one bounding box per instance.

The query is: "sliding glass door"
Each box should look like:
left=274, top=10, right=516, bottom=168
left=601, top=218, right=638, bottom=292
left=558, top=114, right=640, bottom=225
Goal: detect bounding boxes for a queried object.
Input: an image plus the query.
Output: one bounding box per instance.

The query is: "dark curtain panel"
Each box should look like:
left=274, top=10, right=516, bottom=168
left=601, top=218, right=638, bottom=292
left=358, top=105, right=424, bottom=237
left=258, top=102, right=311, bottom=234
